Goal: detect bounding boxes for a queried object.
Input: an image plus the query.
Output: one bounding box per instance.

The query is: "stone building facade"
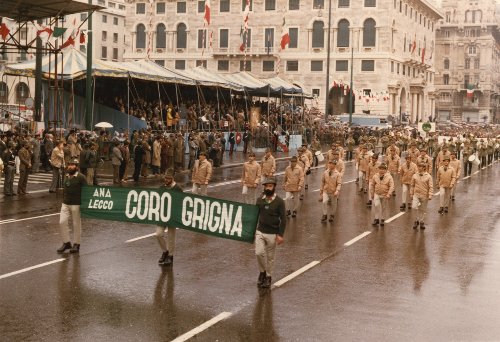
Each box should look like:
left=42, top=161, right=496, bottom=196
left=434, top=0, right=500, bottom=123
left=123, top=0, right=441, bottom=121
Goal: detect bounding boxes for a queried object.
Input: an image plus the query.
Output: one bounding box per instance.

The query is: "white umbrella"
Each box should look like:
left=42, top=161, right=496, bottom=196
left=95, top=122, right=113, bottom=128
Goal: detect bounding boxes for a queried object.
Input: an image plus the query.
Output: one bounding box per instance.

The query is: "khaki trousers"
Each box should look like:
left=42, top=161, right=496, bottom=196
left=242, top=186, right=258, bottom=204
left=412, top=196, right=429, bottom=223
left=155, top=226, right=176, bottom=255
left=402, top=184, right=411, bottom=204
left=372, top=194, right=388, bottom=220
left=322, top=193, right=338, bottom=216
left=59, top=204, right=82, bottom=244
left=192, top=183, right=208, bottom=196
left=285, top=191, right=300, bottom=212
left=439, top=187, right=451, bottom=207
left=86, top=168, right=95, bottom=185
left=255, top=230, right=277, bottom=277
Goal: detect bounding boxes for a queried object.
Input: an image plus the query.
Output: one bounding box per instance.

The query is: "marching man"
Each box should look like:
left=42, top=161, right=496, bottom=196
left=370, top=163, right=395, bottom=227
left=298, top=148, right=311, bottom=199
left=410, top=162, right=434, bottom=230
left=283, top=156, right=304, bottom=218
left=241, top=152, right=262, bottom=204
left=320, top=159, right=342, bottom=223
left=366, top=153, right=380, bottom=206
left=260, top=148, right=276, bottom=182
left=386, top=147, right=400, bottom=197
left=191, top=152, right=213, bottom=196
left=449, top=152, right=461, bottom=202
left=399, top=155, right=418, bottom=211
left=436, top=156, right=456, bottom=214
left=356, top=145, right=369, bottom=193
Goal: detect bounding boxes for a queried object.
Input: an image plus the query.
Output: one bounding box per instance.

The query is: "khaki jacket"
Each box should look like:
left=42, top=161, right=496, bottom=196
left=152, top=140, right=161, bottom=167
left=298, top=154, right=310, bottom=172
left=304, top=149, right=313, bottom=165
left=335, top=159, right=345, bottom=177
left=449, top=159, right=461, bottom=179
left=399, top=161, right=418, bottom=184
left=436, top=166, right=456, bottom=188
left=415, top=155, right=433, bottom=174
left=366, top=161, right=380, bottom=183
left=283, top=165, right=304, bottom=192
left=18, top=147, right=31, bottom=168
left=410, top=172, right=433, bottom=199
left=241, top=161, right=261, bottom=188
left=192, top=159, right=213, bottom=185
left=50, top=147, right=65, bottom=168
left=436, top=150, right=451, bottom=167
left=261, top=155, right=276, bottom=176
left=357, top=153, right=370, bottom=172
left=386, top=154, right=400, bottom=174
left=370, top=173, right=395, bottom=198
left=408, top=147, right=420, bottom=161
left=320, top=169, right=342, bottom=195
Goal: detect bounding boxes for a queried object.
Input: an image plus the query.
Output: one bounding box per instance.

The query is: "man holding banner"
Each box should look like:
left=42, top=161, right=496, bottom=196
left=255, top=176, right=286, bottom=289
left=156, top=169, right=183, bottom=266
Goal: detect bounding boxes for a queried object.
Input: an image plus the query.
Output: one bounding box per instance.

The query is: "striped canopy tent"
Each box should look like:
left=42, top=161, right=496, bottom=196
left=133, top=60, right=195, bottom=86
left=222, top=72, right=268, bottom=93
left=4, top=48, right=125, bottom=80
left=175, top=66, right=243, bottom=90
left=262, top=76, right=304, bottom=95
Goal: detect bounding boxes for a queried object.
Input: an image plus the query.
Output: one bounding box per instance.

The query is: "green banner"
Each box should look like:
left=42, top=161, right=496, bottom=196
left=80, top=186, right=259, bottom=243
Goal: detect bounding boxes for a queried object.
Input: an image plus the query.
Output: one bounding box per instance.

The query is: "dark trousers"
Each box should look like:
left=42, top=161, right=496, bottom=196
left=50, top=167, right=63, bottom=192
left=346, top=151, right=353, bottom=161
left=17, top=165, right=29, bottom=194
left=464, top=161, right=472, bottom=176
left=3, top=165, right=15, bottom=195
left=133, top=161, right=142, bottom=182
left=119, top=161, right=127, bottom=180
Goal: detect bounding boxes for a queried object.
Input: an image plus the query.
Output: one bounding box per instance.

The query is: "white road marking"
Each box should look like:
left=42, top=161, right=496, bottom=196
left=0, top=258, right=65, bottom=280
left=474, top=171, right=479, bottom=174
left=125, top=233, right=156, bottom=243
left=273, top=261, right=320, bottom=288
left=0, top=213, right=59, bottom=225
left=433, top=191, right=440, bottom=196
left=344, top=231, right=371, bottom=247
left=343, top=179, right=357, bottom=184
left=171, top=312, right=232, bottom=342
left=462, top=176, right=471, bottom=180
left=385, top=212, right=405, bottom=223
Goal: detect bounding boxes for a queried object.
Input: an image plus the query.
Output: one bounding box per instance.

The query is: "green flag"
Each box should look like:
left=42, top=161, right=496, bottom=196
left=53, top=27, right=67, bottom=38
left=81, top=186, right=260, bottom=243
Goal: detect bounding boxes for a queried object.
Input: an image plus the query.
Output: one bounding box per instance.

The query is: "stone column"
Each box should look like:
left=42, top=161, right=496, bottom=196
left=411, top=93, right=417, bottom=123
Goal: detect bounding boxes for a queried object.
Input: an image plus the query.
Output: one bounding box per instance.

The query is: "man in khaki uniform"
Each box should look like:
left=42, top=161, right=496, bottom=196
left=332, top=151, right=345, bottom=177
left=283, top=156, right=304, bottom=218
left=410, top=162, right=433, bottom=229
left=356, top=145, right=370, bottom=192
left=449, top=152, right=461, bottom=201
left=241, top=152, right=262, bottom=204
left=407, top=143, right=420, bottom=161
left=366, top=154, right=380, bottom=206
left=370, top=163, right=395, bottom=227
left=320, top=159, right=342, bottom=223
left=260, top=148, right=276, bottom=182
left=436, top=144, right=451, bottom=168
left=399, top=155, right=418, bottom=211
left=298, top=148, right=310, bottom=197
left=191, top=152, right=213, bottom=196
left=17, top=141, right=32, bottom=195
left=416, top=149, right=433, bottom=174
left=436, top=156, right=456, bottom=214
left=386, top=147, right=400, bottom=196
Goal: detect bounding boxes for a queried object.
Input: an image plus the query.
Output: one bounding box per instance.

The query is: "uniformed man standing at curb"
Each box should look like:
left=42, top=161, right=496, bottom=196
left=436, top=156, right=456, bottom=214
left=156, top=169, right=183, bottom=266
left=370, top=163, right=394, bottom=227
left=283, top=156, right=304, bottom=218
left=320, top=159, right=342, bottom=223
left=191, top=152, right=213, bottom=196
left=410, top=162, right=433, bottom=230
left=241, top=152, right=262, bottom=204
left=255, top=176, right=286, bottom=289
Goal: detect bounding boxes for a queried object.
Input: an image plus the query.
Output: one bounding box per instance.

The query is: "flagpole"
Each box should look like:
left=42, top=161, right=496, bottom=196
left=324, top=0, right=332, bottom=118
left=85, top=0, right=93, bottom=130
left=349, top=46, right=353, bottom=125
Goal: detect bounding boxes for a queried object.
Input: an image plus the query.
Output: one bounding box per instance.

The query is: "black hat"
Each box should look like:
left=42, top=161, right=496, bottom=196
left=262, top=176, right=277, bottom=185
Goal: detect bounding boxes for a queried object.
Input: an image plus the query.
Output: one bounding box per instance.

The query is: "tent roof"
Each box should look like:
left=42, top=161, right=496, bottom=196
left=0, top=0, right=103, bottom=21
left=175, top=66, right=242, bottom=90
left=262, top=76, right=303, bottom=94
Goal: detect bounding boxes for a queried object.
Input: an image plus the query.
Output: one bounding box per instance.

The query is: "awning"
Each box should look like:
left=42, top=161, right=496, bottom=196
left=0, top=0, right=103, bottom=21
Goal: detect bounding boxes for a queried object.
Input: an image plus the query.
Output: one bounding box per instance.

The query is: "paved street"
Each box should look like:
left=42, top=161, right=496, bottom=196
left=0, top=155, right=499, bottom=341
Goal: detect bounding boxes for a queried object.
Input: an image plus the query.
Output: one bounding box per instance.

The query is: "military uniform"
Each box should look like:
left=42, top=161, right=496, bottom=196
left=410, top=168, right=433, bottom=229
left=370, top=164, right=395, bottom=226
left=436, top=158, right=456, bottom=214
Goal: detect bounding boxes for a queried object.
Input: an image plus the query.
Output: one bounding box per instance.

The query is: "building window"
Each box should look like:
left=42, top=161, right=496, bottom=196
left=176, top=23, right=187, bottom=49
left=177, top=1, right=186, bottom=13
left=101, top=46, right=107, bottom=59
left=241, top=28, right=252, bottom=48
left=97, top=0, right=105, bottom=5
left=102, top=31, right=107, bottom=42
left=198, top=29, right=207, bottom=49
left=288, top=28, right=298, bottom=48
left=311, top=60, right=323, bottom=71
left=397, top=63, right=400, bottom=74
left=136, top=24, right=146, bottom=49
left=218, top=60, right=229, bottom=71
left=80, top=45, right=86, bottom=53
left=113, top=48, right=118, bottom=60
left=196, top=60, right=207, bottom=68
left=289, top=0, right=299, bottom=10
left=113, top=33, right=118, bottom=43
left=240, top=60, right=252, bottom=71
left=364, top=0, right=376, bottom=7
left=198, top=0, right=205, bottom=13
left=313, top=0, right=324, bottom=9
left=119, top=4, right=125, bottom=10
left=16, top=82, right=29, bottom=104
left=136, top=3, right=145, bottom=14
left=157, top=2, right=165, bottom=14
left=391, top=61, right=394, bottom=73
left=361, top=60, right=374, bottom=71
left=265, top=28, right=274, bottom=51
left=219, top=29, right=229, bottom=48
left=468, top=45, right=477, bottom=54
left=113, top=17, right=118, bottom=25
left=0, top=82, right=8, bottom=103
left=80, top=13, right=87, bottom=21
left=157, top=24, right=166, bottom=49
left=444, top=58, right=450, bottom=69
left=286, top=60, right=299, bottom=71
left=464, top=58, right=470, bottom=69
left=312, top=88, right=320, bottom=98
left=474, top=58, right=480, bottom=69
left=312, top=21, right=324, bottom=48
left=242, top=0, right=253, bottom=11
left=363, top=18, right=376, bottom=47
left=443, top=74, right=449, bottom=85
left=155, top=60, right=165, bottom=67
left=102, top=15, right=107, bottom=23
left=220, top=0, right=230, bottom=12
left=338, top=0, right=349, bottom=7
left=444, top=30, right=450, bottom=38
left=263, top=60, right=275, bottom=72
left=175, top=60, right=186, bottom=69
left=336, top=60, right=348, bottom=71
left=265, top=0, right=276, bottom=11
left=337, top=19, right=350, bottom=47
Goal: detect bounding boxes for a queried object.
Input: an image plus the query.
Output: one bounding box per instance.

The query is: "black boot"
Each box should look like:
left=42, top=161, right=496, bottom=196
left=70, top=244, right=80, bottom=253
left=372, top=219, right=379, bottom=226
left=305, top=184, right=308, bottom=190
left=321, top=215, right=327, bottom=222
left=438, top=207, right=444, bottom=214
left=444, top=207, right=448, bottom=213
left=261, top=276, right=272, bottom=288
left=257, top=272, right=266, bottom=287
left=163, top=255, right=174, bottom=266
left=407, top=203, right=412, bottom=209
left=57, top=242, right=72, bottom=253
left=413, top=221, right=419, bottom=229
left=366, top=200, right=372, bottom=206
left=420, top=222, right=426, bottom=229
left=380, top=219, right=385, bottom=227
left=400, top=203, right=406, bottom=211
left=329, top=215, right=334, bottom=222
left=158, top=251, right=168, bottom=264
left=292, top=210, right=297, bottom=217
left=286, top=210, right=291, bottom=217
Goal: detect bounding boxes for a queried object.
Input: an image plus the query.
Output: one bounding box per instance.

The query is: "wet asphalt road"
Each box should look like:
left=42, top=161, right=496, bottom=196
left=1, top=155, right=499, bottom=341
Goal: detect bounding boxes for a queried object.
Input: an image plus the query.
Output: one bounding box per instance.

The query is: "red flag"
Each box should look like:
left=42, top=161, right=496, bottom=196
left=421, top=47, right=425, bottom=64
left=60, top=36, right=75, bottom=49
left=36, top=27, right=53, bottom=37
left=0, top=23, right=10, bottom=40
left=280, top=17, right=290, bottom=50
left=411, top=34, right=416, bottom=54
left=204, top=0, right=211, bottom=25
left=80, top=32, right=86, bottom=44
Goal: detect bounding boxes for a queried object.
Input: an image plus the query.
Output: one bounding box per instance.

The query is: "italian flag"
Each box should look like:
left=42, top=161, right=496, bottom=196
left=280, top=17, right=290, bottom=50
left=466, top=84, right=474, bottom=99
left=204, top=0, right=211, bottom=25
left=239, top=26, right=245, bottom=52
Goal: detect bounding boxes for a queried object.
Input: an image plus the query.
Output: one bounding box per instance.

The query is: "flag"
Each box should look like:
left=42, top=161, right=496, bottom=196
left=467, top=84, right=474, bottom=99
left=239, top=26, right=245, bottom=52
left=204, top=0, right=211, bottom=25
left=36, top=27, right=53, bottom=39
left=53, top=27, right=67, bottom=38
left=0, top=23, right=10, bottom=40
left=280, top=17, right=290, bottom=50
left=411, top=34, right=416, bottom=54
left=60, top=36, right=75, bottom=49
left=80, top=31, right=86, bottom=44
left=421, top=47, right=425, bottom=64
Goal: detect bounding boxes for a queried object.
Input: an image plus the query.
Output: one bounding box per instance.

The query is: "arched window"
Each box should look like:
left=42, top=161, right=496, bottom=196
left=0, top=82, right=8, bottom=103
left=312, top=21, right=324, bottom=48
left=363, top=18, right=376, bottom=47
left=337, top=19, right=350, bottom=47
left=136, top=24, right=146, bottom=49
left=156, top=23, right=166, bottom=49
left=444, top=58, right=450, bottom=69
left=16, top=82, right=29, bottom=104
left=177, top=23, right=187, bottom=49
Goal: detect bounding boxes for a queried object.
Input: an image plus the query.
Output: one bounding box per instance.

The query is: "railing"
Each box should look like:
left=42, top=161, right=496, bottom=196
left=211, top=46, right=277, bottom=55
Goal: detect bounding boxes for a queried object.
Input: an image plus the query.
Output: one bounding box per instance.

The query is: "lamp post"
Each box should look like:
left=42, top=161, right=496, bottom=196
left=324, top=0, right=332, bottom=118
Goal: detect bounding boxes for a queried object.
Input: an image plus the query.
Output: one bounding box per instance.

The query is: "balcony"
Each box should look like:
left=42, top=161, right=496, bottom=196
left=211, top=46, right=276, bottom=56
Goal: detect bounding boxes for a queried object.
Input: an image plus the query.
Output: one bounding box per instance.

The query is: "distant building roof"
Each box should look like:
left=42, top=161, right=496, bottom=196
left=0, top=0, right=102, bottom=22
